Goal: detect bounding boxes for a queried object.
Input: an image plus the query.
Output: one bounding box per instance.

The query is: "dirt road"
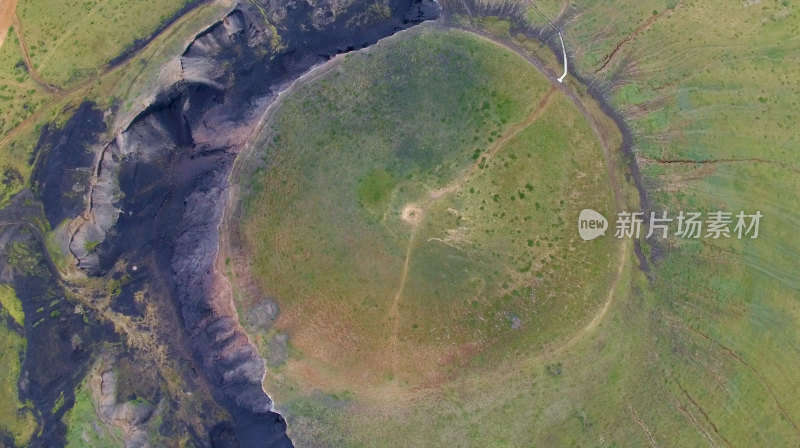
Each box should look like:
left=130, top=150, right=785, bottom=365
left=0, top=0, right=18, bottom=50
left=11, top=13, right=65, bottom=94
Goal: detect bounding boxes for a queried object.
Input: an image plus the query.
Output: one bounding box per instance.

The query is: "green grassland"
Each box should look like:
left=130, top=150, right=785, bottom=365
left=399, top=94, right=619, bottom=367
left=17, top=0, right=195, bottom=88
left=438, top=0, right=800, bottom=446
left=0, top=0, right=231, bottom=210
left=0, top=30, right=50, bottom=141
left=0, top=283, right=25, bottom=326
left=0, top=0, right=795, bottom=446
left=238, top=27, right=625, bottom=444
left=0, top=28, right=50, bottom=203
left=237, top=0, right=800, bottom=445
left=0, top=285, right=36, bottom=447
left=561, top=0, right=800, bottom=446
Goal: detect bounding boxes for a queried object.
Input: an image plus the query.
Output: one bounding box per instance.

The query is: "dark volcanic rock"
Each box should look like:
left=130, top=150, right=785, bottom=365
left=182, top=10, right=270, bottom=90
left=261, top=0, right=351, bottom=29
left=0, top=196, right=114, bottom=447
left=211, top=422, right=239, bottom=448
left=32, top=102, right=106, bottom=229
left=56, top=0, right=440, bottom=446
left=406, top=0, right=442, bottom=22
left=243, top=298, right=279, bottom=331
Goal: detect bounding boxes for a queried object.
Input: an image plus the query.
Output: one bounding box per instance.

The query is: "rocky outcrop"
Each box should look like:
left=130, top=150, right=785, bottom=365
left=39, top=0, right=440, bottom=446
left=181, top=10, right=269, bottom=90
left=30, top=102, right=106, bottom=230
left=56, top=9, right=288, bottom=446
left=262, top=0, right=352, bottom=29
left=92, top=365, right=157, bottom=448
left=0, top=191, right=114, bottom=447
left=68, top=7, right=274, bottom=272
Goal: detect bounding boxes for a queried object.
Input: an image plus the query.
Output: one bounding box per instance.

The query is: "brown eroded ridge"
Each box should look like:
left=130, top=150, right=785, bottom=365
left=387, top=85, right=559, bottom=375
left=594, top=0, right=685, bottom=74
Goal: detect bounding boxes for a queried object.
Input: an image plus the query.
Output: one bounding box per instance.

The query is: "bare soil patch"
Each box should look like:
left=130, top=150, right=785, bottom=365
left=400, top=204, right=423, bottom=225
left=0, top=0, right=18, bottom=50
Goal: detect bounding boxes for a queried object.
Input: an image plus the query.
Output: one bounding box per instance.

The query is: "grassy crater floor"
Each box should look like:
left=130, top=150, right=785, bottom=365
left=237, top=27, right=622, bottom=444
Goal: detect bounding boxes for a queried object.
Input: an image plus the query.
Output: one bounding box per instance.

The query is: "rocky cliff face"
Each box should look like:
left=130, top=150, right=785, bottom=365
left=36, top=0, right=440, bottom=446
left=92, top=361, right=157, bottom=448
left=262, top=0, right=351, bottom=29
left=64, top=8, right=290, bottom=445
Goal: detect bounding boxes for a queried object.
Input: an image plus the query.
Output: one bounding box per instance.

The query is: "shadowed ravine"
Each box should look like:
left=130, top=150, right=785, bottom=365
left=21, top=1, right=440, bottom=446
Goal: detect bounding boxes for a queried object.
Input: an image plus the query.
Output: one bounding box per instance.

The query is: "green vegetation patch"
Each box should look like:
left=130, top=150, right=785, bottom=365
left=0, top=29, right=51, bottom=196
left=238, top=28, right=619, bottom=444
left=64, top=378, right=124, bottom=448
left=5, top=238, right=47, bottom=277
left=0, top=315, right=36, bottom=446
left=356, top=168, right=395, bottom=215
left=18, top=0, right=195, bottom=88
left=0, top=284, right=24, bottom=326
left=467, top=0, right=800, bottom=445
left=0, top=29, right=50, bottom=134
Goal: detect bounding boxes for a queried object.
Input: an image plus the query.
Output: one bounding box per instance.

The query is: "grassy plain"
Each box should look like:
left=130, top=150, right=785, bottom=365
left=0, top=27, right=50, bottom=201
left=238, top=27, right=624, bottom=445
left=0, top=29, right=49, bottom=141
left=436, top=0, right=800, bottom=446
left=16, top=0, right=194, bottom=88
left=560, top=1, right=800, bottom=446
left=0, top=284, right=36, bottom=446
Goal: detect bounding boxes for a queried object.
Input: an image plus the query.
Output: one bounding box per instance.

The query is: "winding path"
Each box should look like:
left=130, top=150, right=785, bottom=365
left=224, top=21, right=634, bottom=394
left=384, top=25, right=637, bottom=379
left=429, top=86, right=558, bottom=200
left=0, top=0, right=219, bottom=149
left=11, top=13, right=64, bottom=95
left=388, top=85, right=559, bottom=374
left=468, top=29, right=633, bottom=355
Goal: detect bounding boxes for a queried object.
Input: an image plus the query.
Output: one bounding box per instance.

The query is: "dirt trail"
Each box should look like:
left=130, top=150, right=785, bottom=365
left=555, top=0, right=570, bottom=22
left=387, top=86, right=558, bottom=375
left=445, top=29, right=634, bottom=361
left=0, top=0, right=220, bottom=151
left=11, top=13, right=64, bottom=95
left=388, top=226, right=418, bottom=372
left=429, top=85, right=558, bottom=200
left=0, top=0, right=16, bottom=50
left=629, top=404, right=660, bottom=448
left=581, top=239, right=627, bottom=334
left=383, top=27, right=633, bottom=372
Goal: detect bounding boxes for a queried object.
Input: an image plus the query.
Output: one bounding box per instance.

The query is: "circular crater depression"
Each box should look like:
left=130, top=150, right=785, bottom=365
left=237, top=28, right=619, bottom=391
